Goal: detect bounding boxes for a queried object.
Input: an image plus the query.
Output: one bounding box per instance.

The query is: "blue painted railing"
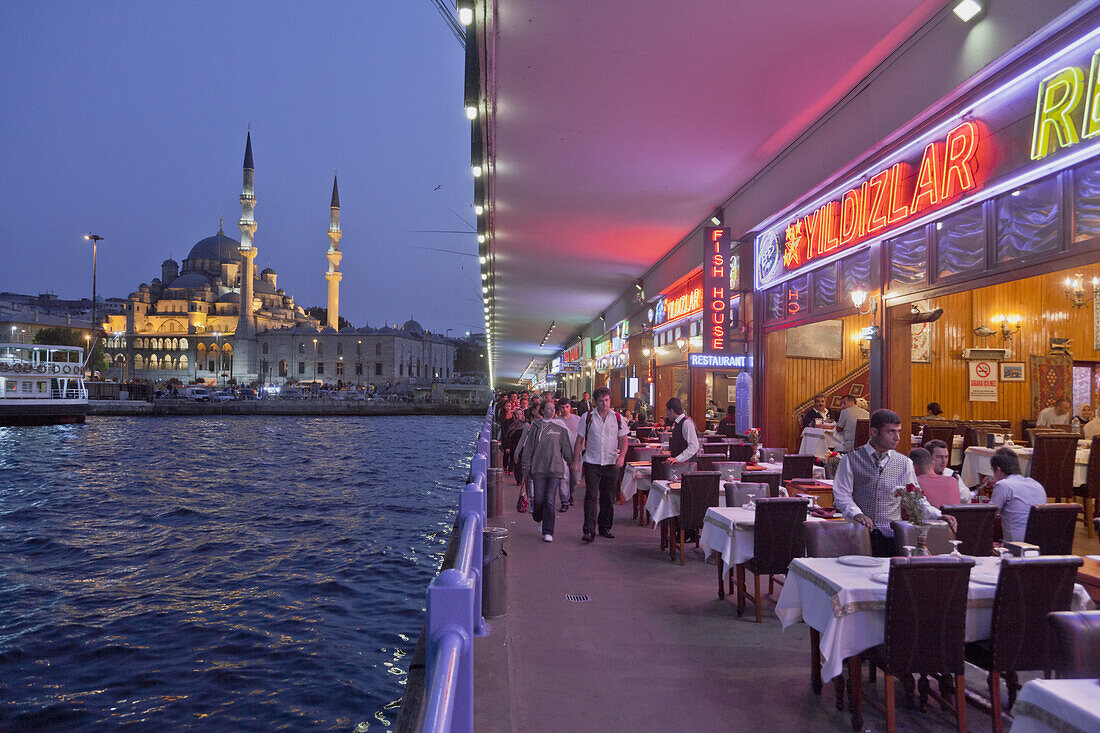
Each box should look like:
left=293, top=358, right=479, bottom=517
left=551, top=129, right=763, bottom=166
left=419, top=405, right=493, bottom=733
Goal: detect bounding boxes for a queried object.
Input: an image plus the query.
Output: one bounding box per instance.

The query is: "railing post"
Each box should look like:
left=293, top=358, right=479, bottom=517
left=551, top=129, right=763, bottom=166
left=459, top=482, right=487, bottom=636
left=422, top=569, right=474, bottom=733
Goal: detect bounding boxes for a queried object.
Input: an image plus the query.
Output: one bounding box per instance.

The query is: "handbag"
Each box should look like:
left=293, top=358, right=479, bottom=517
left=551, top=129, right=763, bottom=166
left=516, top=490, right=529, bottom=513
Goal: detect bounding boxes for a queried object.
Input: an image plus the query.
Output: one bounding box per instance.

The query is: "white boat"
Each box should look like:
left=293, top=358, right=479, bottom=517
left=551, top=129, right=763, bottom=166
left=0, top=342, right=88, bottom=425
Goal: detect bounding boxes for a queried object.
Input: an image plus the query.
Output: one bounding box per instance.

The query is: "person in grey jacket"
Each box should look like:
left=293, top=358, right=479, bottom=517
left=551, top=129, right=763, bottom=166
left=520, top=399, right=575, bottom=542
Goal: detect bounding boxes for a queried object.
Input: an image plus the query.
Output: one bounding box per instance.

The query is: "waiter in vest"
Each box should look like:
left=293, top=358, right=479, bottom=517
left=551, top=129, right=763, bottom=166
left=573, top=386, right=629, bottom=543
left=664, top=397, right=700, bottom=466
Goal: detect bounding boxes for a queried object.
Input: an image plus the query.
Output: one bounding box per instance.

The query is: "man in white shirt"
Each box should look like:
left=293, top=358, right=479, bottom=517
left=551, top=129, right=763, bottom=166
left=573, top=387, right=629, bottom=543
left=1036, top=398, right=1072, bottom=427
left=664, top=397, right=700, bottom=465
left=923, top=439, right=972, bottom=503
left=833, top=408, right=956, bottom=556
left=1084, top=416, right=1100, bottom=439
left=988, top=447, right=1047, bottom=542
left=834, top=395, right=869, bottom=453
left=555, top=399, right=582, bottom=511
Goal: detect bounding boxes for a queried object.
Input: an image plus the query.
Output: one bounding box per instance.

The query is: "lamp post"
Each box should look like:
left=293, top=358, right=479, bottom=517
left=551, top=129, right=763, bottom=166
left=313, top=338, right=318, bottom=386
left=84, top=234, right=103, bottom=336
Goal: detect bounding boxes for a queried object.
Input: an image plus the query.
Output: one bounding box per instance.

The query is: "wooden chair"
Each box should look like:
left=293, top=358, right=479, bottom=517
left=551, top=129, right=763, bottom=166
left=780, top=454, right=815, bottom=482
left=890, top=520, right=956, bottom=556
left=965, top=556, right=1083, bottom=731
left=921, top=423, right=956, bottom=448
left=728, top=443, right=754, bottom=463
left=1047, top=611, right=1100, bottom=678
left=694, top=452, right=727, bottom=472
left=862, top=557, right=974, bottom=733
left=940, top=504, right=997, bottom=556
left=1073, top=435, right=1100, bottom=536
left=724, top=481, right=768, bottom=509
left=854, top=418, right=869, bottom=450
left=1023, top=503, right=1081, bottom=555
left=1029, top=434, right=1080, bottom=501
left=759, top=447, right=786, bottom=464
left=755, top=471, right=781, bottom=498
left=712, top=460, right=745, bottom=482
left=674, top=472, right=721, bottom=565
left=736, top=497, right=809, bottom=623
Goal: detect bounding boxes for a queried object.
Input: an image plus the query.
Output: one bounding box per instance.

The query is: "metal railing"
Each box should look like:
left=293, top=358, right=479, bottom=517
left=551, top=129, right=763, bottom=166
left=419, top=405, right=493, bottom=733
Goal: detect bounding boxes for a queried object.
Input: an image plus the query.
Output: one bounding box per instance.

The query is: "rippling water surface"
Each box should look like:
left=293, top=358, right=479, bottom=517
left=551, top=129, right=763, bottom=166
left=0, top=415, right=478, bottom=731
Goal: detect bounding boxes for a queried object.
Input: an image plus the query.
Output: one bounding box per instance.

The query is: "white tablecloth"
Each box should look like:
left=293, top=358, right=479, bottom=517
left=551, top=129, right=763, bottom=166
left=799, top=427, right=840, bottom=459
left=959, top=445, right=1090, bottom=487
left=775, top=556, right=1095, bottom=682
left=645, top=479, right=734, bottom=526
left=698, top=506, right=823, bottom=573
left=1011, top=679, right=1100, bottom=733
left=621, top=463, right=652, bottom=500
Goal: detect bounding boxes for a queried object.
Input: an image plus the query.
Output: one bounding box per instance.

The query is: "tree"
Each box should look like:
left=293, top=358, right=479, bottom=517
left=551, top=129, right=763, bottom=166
left=305, top=306, right=352, bottom=331
left=32, top=327, right=107, bottom=373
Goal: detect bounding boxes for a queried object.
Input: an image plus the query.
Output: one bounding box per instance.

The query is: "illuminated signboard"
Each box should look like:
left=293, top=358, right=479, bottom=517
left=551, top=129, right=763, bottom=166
left=1032, top=48, right=1100, bottom=160
left=650, top=272, right=704, bottom=327
left=703, top=227, right=731, bottom=353
left=594, top=339, right=611, bottom=358
left=561, top=343, right=582, bottom=363
left=688, top=353, right=750, bottom=369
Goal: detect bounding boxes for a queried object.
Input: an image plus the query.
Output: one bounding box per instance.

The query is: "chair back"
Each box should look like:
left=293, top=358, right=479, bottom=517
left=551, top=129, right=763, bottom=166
left=1030, top=434, right=1081, bottom=500
left=1023, top=503, right=1081, bottom=554
left=916, top=474, right=962, bottom=509
left=804, top=521, right=871, bottom=557
left=1084, top=435, right=1100, bottom=502
left=759, top=447, right=785, bottom=464
left=780, top=454, right=815, bottom=482
left=940, top=504, right=997, bottom=556
left=921, top=423, right=956, bottom=447
left=854, top=419, right=869, bottom=450
left=1047, top=611, right=1100, bottom=678
left=694, top=452, right=727, bottom=472
left=703, top=435, right=726, bottom=444
left=666, top=461, right=695, bottom=482
left=717, top=422, right=738, bottom=437
left=748, top=497, right=809, bottom=575
left=712, top=461, right=745, bottom=482
left=755, top=471, right=781, bottom=498
left=635, top=426, right=654, bottom=441
left=989, top=556, right=1083, bottom=672
left=679, top=472, right=721, bottom=533
left=890, top=520, right=956, bottom=556
left=633, top=444, right=661, bottom=463
left=725, top=481, right=768, bottom=508
left=650, top=454, right=669, bottom=482
left=882, top=557, right=974, bottom=675
left=961, top=426, right=981, bottom=456
left=728, top=443, right=754, bottom=463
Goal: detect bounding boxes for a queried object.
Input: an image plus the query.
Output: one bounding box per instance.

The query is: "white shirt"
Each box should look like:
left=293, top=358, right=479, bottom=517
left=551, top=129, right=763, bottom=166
left=577, top=408, right=629, bottom=465
left=835, top=405, right=869, bottom=452
left=832, top=444, right=940, bottom=527
left=1036, top=406, right=1071, bottom=426
left=555, top=413, right=581, bottom=443
left=672, top=414, right=701, bottom=463
left=939, top=466, right=972, bottom=503
left=1083, top=418, right=1100, bottom=439
left=990, top=473, right=1048, bottom=542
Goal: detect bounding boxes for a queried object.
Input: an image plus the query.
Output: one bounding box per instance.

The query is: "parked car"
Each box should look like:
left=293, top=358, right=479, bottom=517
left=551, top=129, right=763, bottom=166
left=211, top=390, right=233, bottom=403
left=184, top=387, right=211, bottom=402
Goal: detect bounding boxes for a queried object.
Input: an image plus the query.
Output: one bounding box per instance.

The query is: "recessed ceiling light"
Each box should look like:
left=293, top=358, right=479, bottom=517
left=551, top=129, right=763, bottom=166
left=952, top=0, right=984, bottom=23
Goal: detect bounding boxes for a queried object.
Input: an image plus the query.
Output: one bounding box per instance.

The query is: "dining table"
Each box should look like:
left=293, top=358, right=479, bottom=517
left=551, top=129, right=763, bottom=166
left=775, top=555, right=1095, bottom=730
left=1010, top=678, right=1100, bottom=733
left=621, top=461, right=655, bottom=525
left=799, top=426, right=841, bottom=459
left=959, top=443, right=1091, bottom=487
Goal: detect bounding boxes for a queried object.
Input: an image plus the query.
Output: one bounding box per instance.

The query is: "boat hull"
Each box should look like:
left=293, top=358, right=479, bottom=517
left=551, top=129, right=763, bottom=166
left=0, top=399, right=87, bottom=426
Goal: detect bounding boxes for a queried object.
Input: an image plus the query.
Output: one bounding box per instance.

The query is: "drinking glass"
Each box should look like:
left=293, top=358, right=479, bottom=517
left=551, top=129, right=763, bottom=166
left=949, top=539, right=963, bottom=557
left=902, top=545, right=916, bottom=558
left=994, top=546, right=1009, bottom=562
left=744, top=491, right=757, bottom=511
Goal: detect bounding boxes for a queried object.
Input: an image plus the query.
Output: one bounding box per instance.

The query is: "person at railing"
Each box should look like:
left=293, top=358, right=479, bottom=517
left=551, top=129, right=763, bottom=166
left=520, top=399, right=575, bottom=543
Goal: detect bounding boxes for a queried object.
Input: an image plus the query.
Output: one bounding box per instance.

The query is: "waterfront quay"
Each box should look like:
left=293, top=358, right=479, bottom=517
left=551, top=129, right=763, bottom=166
left=87, top=398, right=486, bottom=417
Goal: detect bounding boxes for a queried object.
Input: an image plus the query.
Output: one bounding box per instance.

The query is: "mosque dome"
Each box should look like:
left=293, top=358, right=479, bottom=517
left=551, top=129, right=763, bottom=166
left=168, top=272, right=213, bottom=289
left=186, top=230, right=241, bottom=262
left=162, top=258, right=178, bottom=267
left=401, top=319, right=424, bottom=336
left=217, top=292, right=240, bottom=303
left=260, top=266, right=276, bottom=276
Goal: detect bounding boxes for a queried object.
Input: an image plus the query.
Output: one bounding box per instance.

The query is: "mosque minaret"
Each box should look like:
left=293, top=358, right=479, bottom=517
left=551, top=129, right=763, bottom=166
left=325, top=174, right=343, bottom=330
left=236, top=131, right=259, bottom=377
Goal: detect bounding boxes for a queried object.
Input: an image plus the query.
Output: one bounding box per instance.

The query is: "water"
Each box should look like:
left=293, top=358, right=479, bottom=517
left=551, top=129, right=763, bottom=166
left=0, top=415, right=478, bottom=731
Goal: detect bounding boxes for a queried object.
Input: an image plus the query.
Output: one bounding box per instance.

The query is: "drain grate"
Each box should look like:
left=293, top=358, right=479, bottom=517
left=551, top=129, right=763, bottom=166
left=565, top=594, right=590, bottom=603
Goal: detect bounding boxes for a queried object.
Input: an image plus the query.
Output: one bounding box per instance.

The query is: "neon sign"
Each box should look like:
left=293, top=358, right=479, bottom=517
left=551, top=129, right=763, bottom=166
left=781, top=120, right=981, bottom=271
left=703, top=227, right=731, bottom=353
left=1032, top=48, right=1100, bottom=160
left=689, top=353, right=749, bottom=368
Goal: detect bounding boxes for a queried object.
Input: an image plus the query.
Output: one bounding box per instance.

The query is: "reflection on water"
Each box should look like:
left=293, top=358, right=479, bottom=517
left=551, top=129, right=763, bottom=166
left=0, top=416, right=477, bottom=731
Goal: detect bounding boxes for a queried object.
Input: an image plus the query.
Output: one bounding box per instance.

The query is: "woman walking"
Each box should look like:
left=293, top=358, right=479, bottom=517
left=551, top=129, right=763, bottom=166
left=519, top=399, right=574, bottom=542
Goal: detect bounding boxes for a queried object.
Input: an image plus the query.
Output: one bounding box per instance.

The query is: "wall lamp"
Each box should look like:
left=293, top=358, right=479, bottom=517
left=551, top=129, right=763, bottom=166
left=1064, top=272, right=1099, bottom=308
left=709, top=207, right=724, bottom=226
left=853, top=332, right=870, bottom=359
left=850, top=289, right=877, bottom=316
left=975, top=313, right=1021, bottom=342
left=952, top=0, right=985, bottom=24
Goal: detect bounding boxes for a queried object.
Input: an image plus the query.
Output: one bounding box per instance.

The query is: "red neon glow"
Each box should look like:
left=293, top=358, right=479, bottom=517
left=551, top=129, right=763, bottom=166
left=704, top=227, right=731, bottom=353
left=779, top=120, right=982, bottom=271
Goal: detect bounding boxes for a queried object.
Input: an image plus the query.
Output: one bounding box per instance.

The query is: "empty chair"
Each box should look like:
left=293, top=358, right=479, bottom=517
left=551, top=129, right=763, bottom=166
left=804, top=521, right=871, bottom=558
left=728, top=443, right=755, bottom=463
left=940, top=504, right=997, bottom=556
left=891, top=520, right=956, bottom=556
left=724, top=481, right=768, bottom=509
left=863, top=557, right=975, bottom=733
left=736, top=497, right=809, bottom=623
left=674, top=472, right=721, bottom=565
left=854, top=418, right=869, bottom=450
left=666, top=461, right=695, bottom=482
left=694, top=452, right=727, bottom=472
left=755, top=471, right=781, bottom=499
left=1047, top=611, right=1100, bottom=678
left=921, top=423, right=956, bottom=448
left=759, top=447, right=785, bottom=464
left=633, top=444, right=661, bottom=463
left=1073, top=435, right=1100, bottom=536
left=703, top=435, right=727, bottom=445
left=650, top=454, right=669, bottom=482
left=965, top=556, right=1083, bottom=730
left=635, top=426, right=654, bottom=441
left=712, top=461, right=745, bottom=482
left=780, top=454, right=815, bottom=482
left=717, top=421, right=738, bottom=437
left=916, top=473, right=963, bottom=509
left=1023, top=503, right=1082, bottom=555
left=1030, top=434, right=1081, bottom=501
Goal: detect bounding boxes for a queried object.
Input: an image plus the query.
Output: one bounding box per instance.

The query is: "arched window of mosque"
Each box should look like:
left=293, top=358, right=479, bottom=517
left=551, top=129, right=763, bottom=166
left=133, top=354, right=145, bottom=369
left=179, top=338, right=188, bottom=350
left=148, top=355, right=159, bottom=369
left=298, top=343, right=305, bottom=355
left=336, top=343, right=343, bottom=356
left=178, top=355, right=189, bottom=370
left=223, top=343, right=233, bottom=356
left=262, top=342, right=269, bottom=355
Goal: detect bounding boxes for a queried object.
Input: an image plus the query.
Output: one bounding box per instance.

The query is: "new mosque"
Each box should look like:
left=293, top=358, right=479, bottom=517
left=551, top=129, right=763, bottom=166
left=102, top=134, right=455, bottom=387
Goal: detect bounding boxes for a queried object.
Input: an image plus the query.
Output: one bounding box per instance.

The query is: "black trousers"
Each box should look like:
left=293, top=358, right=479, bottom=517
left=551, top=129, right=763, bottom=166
left=582, top=462, right=619, bottom=536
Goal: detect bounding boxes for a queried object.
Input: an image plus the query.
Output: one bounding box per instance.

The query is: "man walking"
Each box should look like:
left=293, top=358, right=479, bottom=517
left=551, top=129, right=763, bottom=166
left=573, top=387, right=628, bottom=543
left=555, top=398, right=582, bottom=510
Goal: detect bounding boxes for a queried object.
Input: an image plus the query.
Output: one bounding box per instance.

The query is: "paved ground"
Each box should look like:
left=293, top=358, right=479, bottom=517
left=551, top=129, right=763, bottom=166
left=470, top=491, right=1100, bottom=732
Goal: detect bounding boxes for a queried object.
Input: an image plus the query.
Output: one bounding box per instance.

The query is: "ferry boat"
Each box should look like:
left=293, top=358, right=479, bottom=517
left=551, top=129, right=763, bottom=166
left=0, top=343, right=89, bottom=425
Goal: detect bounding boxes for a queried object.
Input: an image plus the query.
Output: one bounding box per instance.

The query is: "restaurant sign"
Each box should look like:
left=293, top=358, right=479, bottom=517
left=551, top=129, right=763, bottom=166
left=968, top=360, right=998, bottom=402
left=649, top=272, right=704, bottom=328
left=688, top=353, right=750, bottom=369
left=703, top=227, right=732, bottom=353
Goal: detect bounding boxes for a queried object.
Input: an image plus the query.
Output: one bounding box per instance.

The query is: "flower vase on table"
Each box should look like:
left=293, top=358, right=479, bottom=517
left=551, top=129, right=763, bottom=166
left=746, top=428, right=761, bottom=466
left=894, top=483, right=929, bottom=555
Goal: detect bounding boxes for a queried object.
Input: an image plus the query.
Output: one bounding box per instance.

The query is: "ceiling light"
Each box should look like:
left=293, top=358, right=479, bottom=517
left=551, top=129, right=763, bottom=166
left=709, top=214, right=721, bottom=226
left=472, top=164, right=482, bottom=178
left=482, top=286, right=488, bottom=294
left=457, top=1, right=474, bottom=26
left=465, top=105, right=477, bottom=120
left=952, top=0, right=984, bottom=23
left=481, top=273, right=487, bottom=280
left=478, top=234, right=486, bottom=243
left=475, top=204, right=484, bottom=216
left=479, top=255, right=486, bottom=264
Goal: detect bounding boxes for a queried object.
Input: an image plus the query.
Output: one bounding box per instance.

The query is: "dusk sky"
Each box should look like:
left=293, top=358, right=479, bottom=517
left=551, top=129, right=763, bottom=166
left=0, top=1, right=480, bottom=335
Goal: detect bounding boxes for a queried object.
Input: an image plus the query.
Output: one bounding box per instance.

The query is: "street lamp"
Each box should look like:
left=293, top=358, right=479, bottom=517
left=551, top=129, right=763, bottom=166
left=313, top=338, right=318, bottom=385
left=84, top=234, right=103, bottom=337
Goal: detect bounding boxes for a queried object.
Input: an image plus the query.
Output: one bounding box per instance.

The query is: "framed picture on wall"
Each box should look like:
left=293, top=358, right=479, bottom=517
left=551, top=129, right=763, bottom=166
left=1000, top=362, right=1025, bottom=382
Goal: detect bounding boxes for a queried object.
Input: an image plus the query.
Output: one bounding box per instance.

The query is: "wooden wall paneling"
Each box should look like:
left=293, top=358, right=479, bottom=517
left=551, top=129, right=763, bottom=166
left=763, top=329, right=788, bottom=451
left=885, top=302, right=913, bottom=455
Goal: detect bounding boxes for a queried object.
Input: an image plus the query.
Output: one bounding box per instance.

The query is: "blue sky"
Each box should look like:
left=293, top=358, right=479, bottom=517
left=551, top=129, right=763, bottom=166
left=0, top=1, right=481, bottom=334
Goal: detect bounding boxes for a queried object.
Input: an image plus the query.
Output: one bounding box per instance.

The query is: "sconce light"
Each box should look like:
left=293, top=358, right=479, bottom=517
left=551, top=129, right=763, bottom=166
left=676, top=337, right=687, bottom=351
left=1064, top=273, right=1099, bottom=308
left=977, top=313, right=1021, bottom=342
left=642, top=347, right=651, bottom=357
left=853, top=333, right=870, bottom=358
left=850, top=289, right=877, bottom=316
